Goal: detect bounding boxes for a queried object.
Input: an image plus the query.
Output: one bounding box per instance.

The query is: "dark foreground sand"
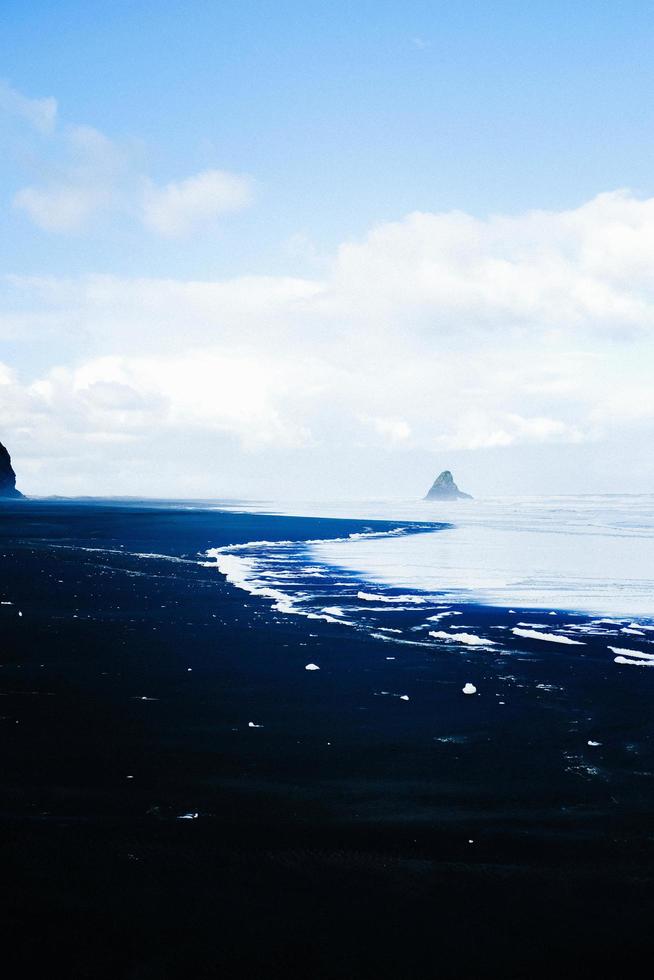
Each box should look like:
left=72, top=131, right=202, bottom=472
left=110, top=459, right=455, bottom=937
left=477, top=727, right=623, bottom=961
left=0, top=501, right=652, bottom=978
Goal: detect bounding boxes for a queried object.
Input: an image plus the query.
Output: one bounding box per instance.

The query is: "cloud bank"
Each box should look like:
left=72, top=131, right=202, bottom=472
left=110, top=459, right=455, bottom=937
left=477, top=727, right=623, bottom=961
left=3, top=188, right=654, bottom=494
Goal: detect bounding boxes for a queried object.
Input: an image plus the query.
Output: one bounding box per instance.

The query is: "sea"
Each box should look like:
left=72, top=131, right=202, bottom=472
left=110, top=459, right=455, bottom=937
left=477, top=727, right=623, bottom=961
left=209, top=491, right=654, bottom=633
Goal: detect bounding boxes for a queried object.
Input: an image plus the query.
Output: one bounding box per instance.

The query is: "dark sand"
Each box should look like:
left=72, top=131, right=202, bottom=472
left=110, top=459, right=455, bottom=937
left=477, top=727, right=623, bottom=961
left=0, top=501, right=652, bottom=978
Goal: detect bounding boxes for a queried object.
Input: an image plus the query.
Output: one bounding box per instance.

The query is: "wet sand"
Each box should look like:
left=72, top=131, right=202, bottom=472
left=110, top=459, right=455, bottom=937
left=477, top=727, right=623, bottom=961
left=0, top=501, right=652, bottom=978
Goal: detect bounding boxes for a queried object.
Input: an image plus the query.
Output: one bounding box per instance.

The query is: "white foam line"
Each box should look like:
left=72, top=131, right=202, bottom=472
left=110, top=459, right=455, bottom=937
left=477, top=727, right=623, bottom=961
left=609, top=646, right=654, bottom=660
left=206, top=551, right=355, bottom=626
left=565, top=623, right=618, bottom=634
left=216, top=538, right=297, bottom=552
left=512, top=628, right=585, bottom=645
left=215, top=525, right=433, bottom=554
left=304, top=610, right=354, bottom=626
left=205, top=526, right=438, bottom=629
left=347, top=604, right=435, bottom=613
left=428, top=630, right=494, bottom=647
left=370, top=633, right=434, bottom=647
left=357, top=591, right=426, bottom=604
left=52, top=544, right=197, bottom=564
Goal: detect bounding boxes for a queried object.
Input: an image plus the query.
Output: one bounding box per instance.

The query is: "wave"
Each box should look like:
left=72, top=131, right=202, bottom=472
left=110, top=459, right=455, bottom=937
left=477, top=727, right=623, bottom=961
left=205, top=518, right=654, bottom=670
left=204, top=524, right=435, bottom=627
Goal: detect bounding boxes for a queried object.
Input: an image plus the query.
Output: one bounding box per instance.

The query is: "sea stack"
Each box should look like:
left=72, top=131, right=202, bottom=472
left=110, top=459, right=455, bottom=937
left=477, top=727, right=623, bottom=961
left=424, top=470, right=472, bottom=501
left=0, top=441, right=24, bottom=498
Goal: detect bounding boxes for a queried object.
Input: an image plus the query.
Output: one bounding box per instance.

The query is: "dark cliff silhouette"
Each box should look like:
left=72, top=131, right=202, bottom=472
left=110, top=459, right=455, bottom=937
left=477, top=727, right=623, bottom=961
left=0, top=441, right=24, bottom=498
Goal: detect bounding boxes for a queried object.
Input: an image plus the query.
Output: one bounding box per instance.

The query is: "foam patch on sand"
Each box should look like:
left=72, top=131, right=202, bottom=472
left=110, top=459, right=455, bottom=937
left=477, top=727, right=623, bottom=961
left=609, top=646, right=654, bottom=666
left=428, top=630, right=494, bottom=647
left=512, top=628, right=585, bottom=645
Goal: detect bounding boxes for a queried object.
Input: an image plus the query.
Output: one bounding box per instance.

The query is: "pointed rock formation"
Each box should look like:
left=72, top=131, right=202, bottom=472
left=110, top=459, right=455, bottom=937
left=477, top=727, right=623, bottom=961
left=424, top=470, right=471, bottom=501
left=0, top=441, right=24, bottom=498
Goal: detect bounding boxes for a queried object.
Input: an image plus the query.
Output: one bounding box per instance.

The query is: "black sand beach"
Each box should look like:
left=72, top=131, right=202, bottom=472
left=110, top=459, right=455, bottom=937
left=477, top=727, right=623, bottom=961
left=0, top=501, right=653, bottom=978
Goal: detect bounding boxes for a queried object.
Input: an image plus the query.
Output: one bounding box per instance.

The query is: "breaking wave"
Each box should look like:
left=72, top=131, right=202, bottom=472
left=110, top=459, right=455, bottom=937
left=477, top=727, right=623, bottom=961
left=205, top=524, right=437, bottom=627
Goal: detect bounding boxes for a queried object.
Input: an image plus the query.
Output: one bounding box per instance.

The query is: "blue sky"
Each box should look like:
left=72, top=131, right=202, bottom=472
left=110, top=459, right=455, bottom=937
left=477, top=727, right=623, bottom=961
left=2, top=2, right=654, bottom=496
left=4, top=0, right=654, bottom=277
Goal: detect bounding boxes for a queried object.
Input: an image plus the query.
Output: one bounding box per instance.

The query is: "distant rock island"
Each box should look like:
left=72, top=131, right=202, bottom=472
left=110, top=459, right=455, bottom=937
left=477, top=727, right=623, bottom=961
left=0, top=441, right=24, bottom=498
left=424, top=470, right=472, bottom=501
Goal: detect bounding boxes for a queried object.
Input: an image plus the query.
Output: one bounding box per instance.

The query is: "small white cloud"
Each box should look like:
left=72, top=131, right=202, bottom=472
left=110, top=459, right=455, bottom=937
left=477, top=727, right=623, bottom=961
left=13, top=184, right=107, bottom=233
left=8, top=90, right=252, bottom=238
left=142, top=169, right=254, bottom=237
left=0, top=80, right=57, bottom=133
left=12, top=123, right=128, bottom=233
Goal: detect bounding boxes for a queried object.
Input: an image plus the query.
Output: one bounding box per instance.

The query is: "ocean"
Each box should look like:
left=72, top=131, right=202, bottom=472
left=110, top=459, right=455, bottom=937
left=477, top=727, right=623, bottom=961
left=1, top=496, right=653, bottom=977
left=230, top=493, right=654, bottom=616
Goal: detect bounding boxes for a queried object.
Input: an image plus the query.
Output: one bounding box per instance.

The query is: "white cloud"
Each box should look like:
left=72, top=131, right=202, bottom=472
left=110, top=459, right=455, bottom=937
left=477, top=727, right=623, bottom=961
left=142, top=169, right=254, bottom=236
left=428, top=412, right=584, bottom=451
left=325, top=190, right=654, bottom=335
left=13, top=184, right=108, bottom=233
left=0, top=80, right=57, bottom=133
left=11, top=123, right=132, bottom=232
left=5, top=85, right=253, bottom=236
left=2, top=351, right=313, bottom=453
left=3, top=190, right=654, bottom=494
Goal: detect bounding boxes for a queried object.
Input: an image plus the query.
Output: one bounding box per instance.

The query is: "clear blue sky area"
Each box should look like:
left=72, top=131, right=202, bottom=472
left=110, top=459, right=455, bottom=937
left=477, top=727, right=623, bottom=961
left=3, top=1, right=654, bottom=278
